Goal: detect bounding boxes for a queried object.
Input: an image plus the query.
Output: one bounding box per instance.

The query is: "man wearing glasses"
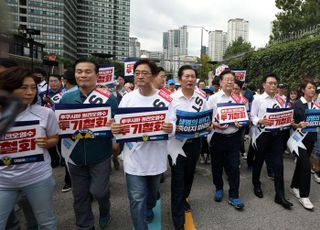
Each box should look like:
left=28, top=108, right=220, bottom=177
left=111, top=59, right=173, bottom=230
left=250, top=73, right=293, bottom=209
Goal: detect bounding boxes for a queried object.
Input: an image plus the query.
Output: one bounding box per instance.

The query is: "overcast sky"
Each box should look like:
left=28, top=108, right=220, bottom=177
left=130, top=0, right=279, bottom=56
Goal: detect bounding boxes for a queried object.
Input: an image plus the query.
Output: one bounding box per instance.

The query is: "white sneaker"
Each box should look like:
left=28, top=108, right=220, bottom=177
left=199, top=155, right=205, bottom=164
left=290, top=188, right=300, bottom=199
left=299, top=197, right=314, bottom=210
left=206, top=154, right=211, bottom=164
left=241, top=152, right=247, bottom=160
left=314, top=172, right=320, bottom=183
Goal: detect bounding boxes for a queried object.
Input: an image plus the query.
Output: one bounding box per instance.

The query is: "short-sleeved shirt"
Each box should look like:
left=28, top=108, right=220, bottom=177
left=120, top=89, right=169, bottom=176
left=0, top=105, right=59, bottom=188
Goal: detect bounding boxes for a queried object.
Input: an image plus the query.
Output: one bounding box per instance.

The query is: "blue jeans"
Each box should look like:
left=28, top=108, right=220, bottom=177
left=0, top=176, right=56, bottom=230
left=126, top=173, right=162, bottom=230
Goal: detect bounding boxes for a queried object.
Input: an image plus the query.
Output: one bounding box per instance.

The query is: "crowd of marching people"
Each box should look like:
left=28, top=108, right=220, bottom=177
left=1, top=57, right=320, bottom=230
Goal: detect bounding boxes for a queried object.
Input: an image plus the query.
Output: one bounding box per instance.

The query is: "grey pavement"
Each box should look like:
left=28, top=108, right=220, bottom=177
left=51, top=153, right=320, bottom=230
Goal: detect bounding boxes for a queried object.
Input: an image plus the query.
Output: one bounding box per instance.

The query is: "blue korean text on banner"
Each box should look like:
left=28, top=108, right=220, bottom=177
left=114, top=107, right=169, bottom=143
left=303, top=109, right=320, bottom=132
left=176, top=109, right=213, bottom=139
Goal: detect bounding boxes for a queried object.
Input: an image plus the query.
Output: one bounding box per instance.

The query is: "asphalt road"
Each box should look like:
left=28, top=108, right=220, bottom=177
left=50, top=152, right=320, bottom=230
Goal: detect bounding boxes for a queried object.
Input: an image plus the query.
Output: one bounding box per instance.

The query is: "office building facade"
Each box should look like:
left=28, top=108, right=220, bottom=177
left=227, top=18, right=249, bottom=45
left=128, top=37, right=140, bottom=58
left=163, top=25, right=188, bottom=61
left=208, top=30, right=227, bottom=61
left=5, top=0, right=130, bottom=61
left=77, top=0, right=130, bottom=60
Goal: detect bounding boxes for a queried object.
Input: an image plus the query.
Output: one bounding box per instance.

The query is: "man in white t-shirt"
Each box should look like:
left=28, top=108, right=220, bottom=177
left=111, top=59, right=173, bottom=230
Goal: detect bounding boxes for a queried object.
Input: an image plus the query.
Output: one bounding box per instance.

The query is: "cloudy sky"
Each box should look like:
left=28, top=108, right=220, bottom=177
left=130, top=0, right=280, bottom=56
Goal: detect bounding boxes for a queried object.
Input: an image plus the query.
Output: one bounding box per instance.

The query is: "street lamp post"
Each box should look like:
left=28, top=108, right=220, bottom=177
left=185, top=25, right=209, bottom=80
left=25, top=28, right=40, bottom=70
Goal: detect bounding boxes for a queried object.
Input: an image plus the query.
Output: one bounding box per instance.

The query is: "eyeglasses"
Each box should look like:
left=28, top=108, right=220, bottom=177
left=134, top=71, right=152, bottom=77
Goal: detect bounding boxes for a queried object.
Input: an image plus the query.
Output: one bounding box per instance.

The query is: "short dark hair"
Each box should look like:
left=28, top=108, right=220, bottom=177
left=177, top=65, right=197, bottom=80
left=74, top=58, right=99, bottom=74
left=212, top=78, right=220, bottom=86
left=0, top=67, right=38, bottom=104
left=49, top=74, right=62, bottom=81
left=234, top=79, right=243, bottom=88
left=156, top=66, right=165, bottom=74
left=117, top=75, right=125, bottom=80
left=63, top=69, right=76, bottom=85
left=133, top=59, right=158, bottom=75
left=300, top=78, right=316, bottom=94
left=33, top=67, right=47, bottom=78
left=0, top=58, right=18, bottom=68
left=220, top=69, right=234, bottom=80
left=262, top=73, right=279, bottom=83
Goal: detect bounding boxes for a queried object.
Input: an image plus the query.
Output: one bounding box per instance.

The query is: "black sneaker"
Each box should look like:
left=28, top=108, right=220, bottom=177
left=61, top=184, right=71, bottom=193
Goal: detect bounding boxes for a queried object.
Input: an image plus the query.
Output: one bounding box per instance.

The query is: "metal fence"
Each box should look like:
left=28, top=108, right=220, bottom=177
left=272, top=24, right=320, bottom=44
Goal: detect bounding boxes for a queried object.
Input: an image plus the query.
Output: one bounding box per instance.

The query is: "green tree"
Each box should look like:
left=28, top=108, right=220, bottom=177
left=271, top=0, right=320, bottom=42
left=196, top=54, right=212, bottom=81
left=223, top=37, right=253, bottom=59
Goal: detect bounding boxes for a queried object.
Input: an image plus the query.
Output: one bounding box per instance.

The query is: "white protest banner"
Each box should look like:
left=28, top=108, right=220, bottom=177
left=264, top=108, right=293, bottom=131
left=124, top=61, right=136, bottom=77
left=0, top=120, right=44, bottom=166
left=215, top=64, right=229, bottom=76
left=98, top=66, right=114, bottom=85
left=55, top=104, right=112, bottom=138
left=233, top=70, right=246, bottom=82
left=216, top=103, right=249, bottom=125
left=114, top=107, right=169, bottom=142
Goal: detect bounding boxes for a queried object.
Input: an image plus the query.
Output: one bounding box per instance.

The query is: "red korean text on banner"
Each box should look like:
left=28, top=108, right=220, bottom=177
left=233, top=70, right=246, bottom=82
left=98, top=66, right=114, bottom=85
left=124, top=61, right=136, bottom=77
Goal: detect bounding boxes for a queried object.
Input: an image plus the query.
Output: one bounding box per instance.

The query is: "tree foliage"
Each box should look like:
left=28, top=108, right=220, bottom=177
left=224, top=35, right=320, bottom=89
left=271, top=0, right=320, bottom=41
left=223, top=37, right=253, bottom=59
left=196, top=54, right=212, bottom=81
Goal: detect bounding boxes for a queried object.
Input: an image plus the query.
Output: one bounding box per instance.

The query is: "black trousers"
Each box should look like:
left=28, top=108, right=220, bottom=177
left=252, top=132, right=285, bottom=197
left=291, top=137, right=315, bottom=197
left=210, top=131, right=241, bottom=198
left=169, top=138, right=201, bottom=229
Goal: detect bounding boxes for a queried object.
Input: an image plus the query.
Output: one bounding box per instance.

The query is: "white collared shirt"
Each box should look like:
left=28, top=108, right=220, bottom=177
left=250, top=92, right=283, bottom=126
left=300, top=96, right=314, bottom=109
left=169, top=88, right=208, bottom=116
left=207, top=89, right=238, bottom=134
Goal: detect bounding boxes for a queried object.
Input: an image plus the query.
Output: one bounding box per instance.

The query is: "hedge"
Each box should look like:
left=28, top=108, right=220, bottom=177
left=224, top=35, right=320, bottom=88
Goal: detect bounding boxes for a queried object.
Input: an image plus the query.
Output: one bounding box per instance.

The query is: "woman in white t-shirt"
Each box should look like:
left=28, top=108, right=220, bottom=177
left=0, top=67, right=59, bottom=230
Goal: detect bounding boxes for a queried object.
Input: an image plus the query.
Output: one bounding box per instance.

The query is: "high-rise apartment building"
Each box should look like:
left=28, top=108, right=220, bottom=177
left=128, top=37, right=140, bottom=58
left=5, top=0, right=130, bottom=61
left=208, top=30, right=227, bottom=62
left=163, top=25, right=188, bottom=61
left=77, top=0, right=130, bottom=60
left=227, top=18, right=249, bottom=45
